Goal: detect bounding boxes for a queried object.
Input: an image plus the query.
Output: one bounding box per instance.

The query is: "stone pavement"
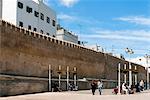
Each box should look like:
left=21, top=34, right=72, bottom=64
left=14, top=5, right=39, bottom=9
left=0, top=89, right=150, bottom=100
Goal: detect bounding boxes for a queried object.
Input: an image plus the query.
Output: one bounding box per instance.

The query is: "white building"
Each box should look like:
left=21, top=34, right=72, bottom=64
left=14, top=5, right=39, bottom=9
left=56, top=26, right=78, bottom=44
left=0, top=0, right=57, bottom=37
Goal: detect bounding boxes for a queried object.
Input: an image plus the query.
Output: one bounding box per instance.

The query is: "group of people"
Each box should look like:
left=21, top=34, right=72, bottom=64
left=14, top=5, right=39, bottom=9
left=113, top=80, right=145, bottom=94
left=91, top=80, right=103, bottom=95
left=68, top=83, right=78, bottom=91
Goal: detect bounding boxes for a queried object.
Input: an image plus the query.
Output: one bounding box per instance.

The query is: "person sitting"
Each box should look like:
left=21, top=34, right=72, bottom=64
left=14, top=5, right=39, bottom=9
left=122, top=83, right=128, bottom=94
left=129, top=85, right=134, bottom=94
left=135, top=83, right=140, bottom=92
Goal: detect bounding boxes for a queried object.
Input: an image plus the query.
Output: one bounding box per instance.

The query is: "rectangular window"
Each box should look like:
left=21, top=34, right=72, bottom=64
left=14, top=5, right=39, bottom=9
left=33, top=28, right=37, bottom=32
left=19, top=21, right=23, bottom=27
left=28, top=25, right=31, bottom=30
left=40, top=30, right=43, bottom=34
left=47, top=17, right=50, bottom=23
left=52, top=20, right=56, bottom=27
left=26, top=6, right=32, bottom=13
left=34, top=11, right=39, bottom=17
left=40, top=13, right=44, bottom=20
left=47, top=33, right=50, bottom=35
left=53, top=35, right=55, bottom=38
left=18, top=2, right=23, bottom=9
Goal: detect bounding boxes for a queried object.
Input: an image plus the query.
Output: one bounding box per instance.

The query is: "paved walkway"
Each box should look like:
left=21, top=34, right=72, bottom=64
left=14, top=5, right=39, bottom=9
left=0, top=89, right=150, bottom=100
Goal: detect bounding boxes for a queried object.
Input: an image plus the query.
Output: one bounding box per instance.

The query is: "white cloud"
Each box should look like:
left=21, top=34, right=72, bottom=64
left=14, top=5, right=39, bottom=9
left=80, top=29, right=150, bottom=42
left=58, top=13, right=77, bottom=21
left=59, top=0, right=79, bottom=7
left=116, top=16, right=150, bottom=26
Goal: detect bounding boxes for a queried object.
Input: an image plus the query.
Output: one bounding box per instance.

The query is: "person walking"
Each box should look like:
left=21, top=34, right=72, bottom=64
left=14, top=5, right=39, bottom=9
left=97, top=80, right=103, bottom=95
left=91, top=80, right=97, bottom=95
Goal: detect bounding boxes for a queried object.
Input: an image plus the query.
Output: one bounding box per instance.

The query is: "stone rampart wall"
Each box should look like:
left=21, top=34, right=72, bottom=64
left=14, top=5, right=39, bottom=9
left=0, top=20, right=146, bottom=96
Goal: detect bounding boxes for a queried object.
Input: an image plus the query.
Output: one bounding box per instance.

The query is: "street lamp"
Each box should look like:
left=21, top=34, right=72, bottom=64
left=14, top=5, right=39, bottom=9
left=125, top=48, right=134, bottom=87
left=144, top=54, right=150, bottom=89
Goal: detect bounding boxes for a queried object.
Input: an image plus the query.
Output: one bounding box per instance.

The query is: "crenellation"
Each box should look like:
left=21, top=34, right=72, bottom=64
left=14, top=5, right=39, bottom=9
left=59, top=40, right=62, bottom=45
left=39, top=34, right=43, bottom=39
left=26, top=30, right=30, bottom=35
left=46, top=36, right=49, bottom=41
left=31, top=32, right=34, bottom=36
left=44, top=36, right=47, bottom=40
left=51, top=38, right=55, bottom=42
left=5, top=21, right=8, bottom=27
left=0, top=20, right=2, bottom=26
left=48, top=37, right=51, bottom=41
left=33, top=32, right=36, bottom=37
left=16, top=27, right=20, bottom=32
left=56, top=40, right=58, bottom=44
left=62, top=41, right=65, bottom=45
left=24, top=29, right=27, bottom=35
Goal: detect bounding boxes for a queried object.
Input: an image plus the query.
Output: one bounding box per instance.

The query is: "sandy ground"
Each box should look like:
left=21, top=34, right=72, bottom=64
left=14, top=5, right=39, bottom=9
left=0, top=89, right=150, bottom=100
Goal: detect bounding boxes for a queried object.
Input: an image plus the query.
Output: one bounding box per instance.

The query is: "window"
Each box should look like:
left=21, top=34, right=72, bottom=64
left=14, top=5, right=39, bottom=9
left=26, top=6, right=32, bottom=13
left=33, top=28, right=37, bottom=32
left=18, top=2, right=23, bottom=9
left=52, top=20, right=56, bottom=27
left=53, top=35, right=55, bottom=38
left=40, top=13, right=44, bottom=20
left=34, top=11, right=39, bottom=17
left=47, top=17, right=50, bottom=23
left=28, top=25, right=31, bottom=30
left=40, top=30, right=43, bottom=34
left=19, top=21, right=23, bottom=27
left=47, top=33, right=50, bottom=35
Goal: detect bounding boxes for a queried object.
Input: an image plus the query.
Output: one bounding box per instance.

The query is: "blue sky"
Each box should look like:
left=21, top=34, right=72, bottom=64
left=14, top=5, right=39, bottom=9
left=44, top=0, right=150, bottom=61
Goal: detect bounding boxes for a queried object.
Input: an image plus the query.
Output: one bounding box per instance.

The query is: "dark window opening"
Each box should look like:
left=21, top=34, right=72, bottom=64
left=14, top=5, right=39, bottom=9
left=40, top=13, right=44, bottom=20
left=47, top=17, right=50, bottom=23
left=26, top=6, right=32, bottom=13
left=19, top=21, right=23, bottom=27
left=34, top=11, right=39, bottom=17
left=47, top=33, right=50, bottom=35
left=53, top=35, right=55, bottom=38
left=28, top=25, right=31, bottom=30
left=18, top=2, right=23, bottom=9
left=52, top=20, right=56, bottom=27
left=40, top=30, right=43, bottom=34
left=33, top=28, right=37, bottom=32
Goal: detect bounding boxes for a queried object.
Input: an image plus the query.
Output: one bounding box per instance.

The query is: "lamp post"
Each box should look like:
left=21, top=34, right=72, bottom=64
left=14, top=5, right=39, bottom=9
left=125, top=48, right=134, bottom=87
left=144, top=54, right=150, bottom=89
left=118, top=63, right=121, bottom=95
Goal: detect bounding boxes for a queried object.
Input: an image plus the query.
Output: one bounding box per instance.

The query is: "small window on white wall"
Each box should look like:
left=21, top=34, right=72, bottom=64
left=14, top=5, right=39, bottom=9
left=40, top=30, right=43, bottom=34
left=28, top=25, right=31, bottom=30
left=47, top=17, right=50, bottom=23
left=47, top=33, right=50, bottom=35
left=34, top=11, right=39, bottom=17
left=19, top=21, right=23, bottom=27
left=52, top=20, right=56, bottom=27
left=40, top=13, right=44, bottom=20
left=18, top=2, right=23, bottom=9
left=34, top=28, right=37, bottom=32
left=26, top=6, right=32, bottom=13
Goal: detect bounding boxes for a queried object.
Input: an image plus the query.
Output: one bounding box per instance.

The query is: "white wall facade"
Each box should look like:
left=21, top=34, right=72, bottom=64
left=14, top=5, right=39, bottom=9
left=1, top=0, right=57, bottom=37
left=2, top=0, right=17, bottom=24
left=57, top=28, right=78, bottom=44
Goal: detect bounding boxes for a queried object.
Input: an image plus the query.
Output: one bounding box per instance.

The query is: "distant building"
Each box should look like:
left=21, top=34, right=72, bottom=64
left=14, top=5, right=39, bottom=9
left=115, top=53, right=125, bottom=59
left=0, top=0, right=57, bottom=37
left=56, top=25, right=78, bottom=44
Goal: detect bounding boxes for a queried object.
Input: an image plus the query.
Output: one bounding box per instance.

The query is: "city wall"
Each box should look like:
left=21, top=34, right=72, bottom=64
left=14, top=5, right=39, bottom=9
left=0, top=20, right=146, bottom=96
